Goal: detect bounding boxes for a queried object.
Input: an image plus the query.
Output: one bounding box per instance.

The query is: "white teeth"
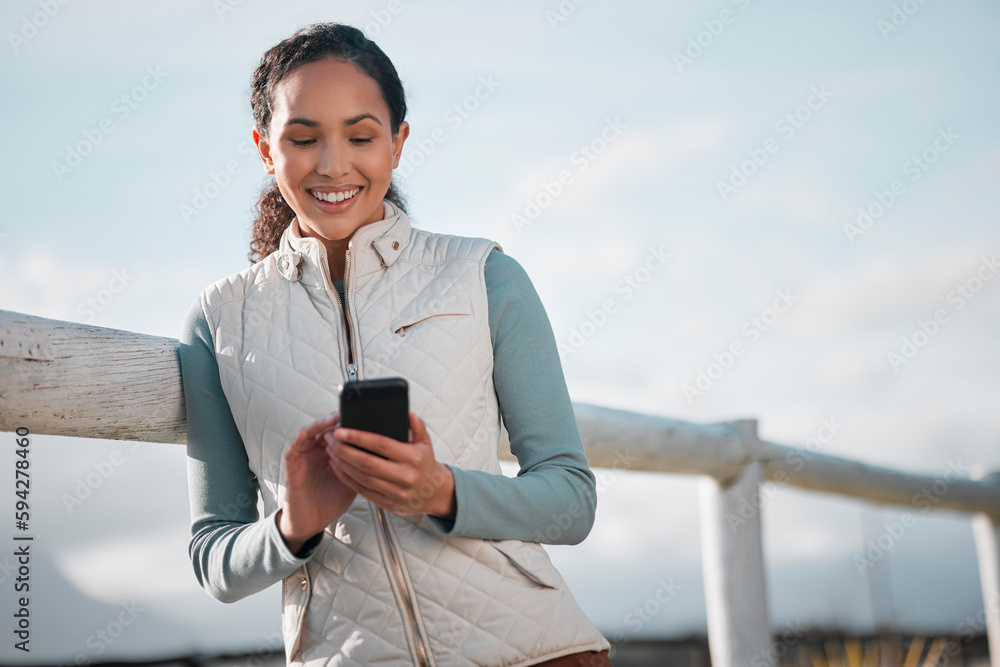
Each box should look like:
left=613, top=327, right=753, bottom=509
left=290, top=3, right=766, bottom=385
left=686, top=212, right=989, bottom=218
left=311, top=188, right=360, bottom=203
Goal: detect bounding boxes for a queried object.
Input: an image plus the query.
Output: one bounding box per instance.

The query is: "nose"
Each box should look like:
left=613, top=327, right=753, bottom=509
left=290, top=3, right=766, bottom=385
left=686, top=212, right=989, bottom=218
left=316, top=139, right=350, bottom=178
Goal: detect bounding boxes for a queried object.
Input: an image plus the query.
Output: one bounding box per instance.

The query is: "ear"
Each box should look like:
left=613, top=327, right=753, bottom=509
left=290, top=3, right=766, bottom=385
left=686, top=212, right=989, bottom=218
left=252, top=125, right=276, bottom=175
left=391, top=121, right=410, bottom=170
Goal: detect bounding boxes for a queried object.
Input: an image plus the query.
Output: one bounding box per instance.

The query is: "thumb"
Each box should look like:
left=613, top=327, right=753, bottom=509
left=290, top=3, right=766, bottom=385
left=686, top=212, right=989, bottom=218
left=408, top=412, right=430, bottom=444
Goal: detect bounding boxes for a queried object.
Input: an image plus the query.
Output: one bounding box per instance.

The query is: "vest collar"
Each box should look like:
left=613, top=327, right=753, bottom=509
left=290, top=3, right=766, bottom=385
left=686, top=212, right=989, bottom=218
left=275, top=200, right=411, bottom=285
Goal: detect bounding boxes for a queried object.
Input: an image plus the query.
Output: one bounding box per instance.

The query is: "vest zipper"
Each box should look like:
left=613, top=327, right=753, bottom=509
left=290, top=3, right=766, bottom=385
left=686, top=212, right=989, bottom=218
left=320, top=241, right=430, bottom=667
left=320, top=245, right=360, bottom=382
left=377, top=507, right=430, bottom=667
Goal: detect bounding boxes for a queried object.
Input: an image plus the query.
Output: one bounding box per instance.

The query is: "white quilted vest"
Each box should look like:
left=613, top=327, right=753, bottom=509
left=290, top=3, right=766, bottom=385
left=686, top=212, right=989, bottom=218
left=200, top=201, right=610, bottom=666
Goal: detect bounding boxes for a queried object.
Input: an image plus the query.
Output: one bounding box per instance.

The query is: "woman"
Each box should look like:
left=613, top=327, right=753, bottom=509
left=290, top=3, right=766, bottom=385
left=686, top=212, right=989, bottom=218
left=179, top=22, right=611, bottom=666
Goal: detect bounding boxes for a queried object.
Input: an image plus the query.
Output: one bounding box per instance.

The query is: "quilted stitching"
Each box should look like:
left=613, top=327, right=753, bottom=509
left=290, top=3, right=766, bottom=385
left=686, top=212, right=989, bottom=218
left=202, top=207, right=609, bottom=666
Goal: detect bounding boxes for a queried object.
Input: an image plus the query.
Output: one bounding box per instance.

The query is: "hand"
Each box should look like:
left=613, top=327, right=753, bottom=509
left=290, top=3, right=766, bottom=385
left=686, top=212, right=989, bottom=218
left=278, top=413, right=358, bottom=553
left=325, top=413, right=456, bottom=519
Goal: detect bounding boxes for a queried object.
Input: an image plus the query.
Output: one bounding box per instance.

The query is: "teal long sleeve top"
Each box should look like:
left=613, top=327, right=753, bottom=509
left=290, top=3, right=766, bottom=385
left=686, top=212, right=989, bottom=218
left=180, top=249, right=597, bottom=603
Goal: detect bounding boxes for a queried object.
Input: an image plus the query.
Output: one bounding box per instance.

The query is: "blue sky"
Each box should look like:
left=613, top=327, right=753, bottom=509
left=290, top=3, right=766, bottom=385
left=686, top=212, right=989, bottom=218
left=1, top=0, right=999, bottom=662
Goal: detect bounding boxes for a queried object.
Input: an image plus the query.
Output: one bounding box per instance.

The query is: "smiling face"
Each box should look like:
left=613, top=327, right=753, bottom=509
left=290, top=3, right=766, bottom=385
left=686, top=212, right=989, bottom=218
left=253, top=57, right=409, bottom=251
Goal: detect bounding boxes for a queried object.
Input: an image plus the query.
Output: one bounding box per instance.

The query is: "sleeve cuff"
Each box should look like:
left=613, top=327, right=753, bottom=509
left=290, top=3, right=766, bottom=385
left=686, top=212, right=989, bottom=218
left=425, top=464, right=469, bottom=537
left=268, top=510, right=323, bottom=563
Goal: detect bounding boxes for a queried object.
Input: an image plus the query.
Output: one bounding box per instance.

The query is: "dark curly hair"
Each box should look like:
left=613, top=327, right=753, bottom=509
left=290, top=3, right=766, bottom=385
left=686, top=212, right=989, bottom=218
left=247, top=22, right=408, bottom=264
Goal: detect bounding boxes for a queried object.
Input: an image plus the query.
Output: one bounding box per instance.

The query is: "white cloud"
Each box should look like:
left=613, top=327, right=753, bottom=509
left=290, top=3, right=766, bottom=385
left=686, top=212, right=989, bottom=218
left=729, top=167, right=848, bottom=228
left=782, top=250, right=998, bottom=340
left=53, top=524, right=200, bottom=603
left=0, top=244, right=235, bottom=338
left=772, top=345, right=888, bottom=399
left=497, top=115, right=734, bottom=234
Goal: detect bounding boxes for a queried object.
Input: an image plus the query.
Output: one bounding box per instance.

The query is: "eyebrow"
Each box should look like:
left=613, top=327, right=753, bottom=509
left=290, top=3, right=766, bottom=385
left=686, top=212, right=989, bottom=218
left=284, top=113, right=383, bottom=128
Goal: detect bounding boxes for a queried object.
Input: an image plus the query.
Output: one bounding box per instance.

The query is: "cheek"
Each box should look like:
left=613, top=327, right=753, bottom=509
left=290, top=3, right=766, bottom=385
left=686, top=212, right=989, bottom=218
left=274, top=153, right=308, bottom=183
left=365, top=150, right=395, bottom=184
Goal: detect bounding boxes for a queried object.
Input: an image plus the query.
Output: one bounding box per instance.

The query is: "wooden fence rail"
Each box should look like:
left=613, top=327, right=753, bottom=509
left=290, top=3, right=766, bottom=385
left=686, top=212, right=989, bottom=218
left=2, top=309, right=999, bottom=667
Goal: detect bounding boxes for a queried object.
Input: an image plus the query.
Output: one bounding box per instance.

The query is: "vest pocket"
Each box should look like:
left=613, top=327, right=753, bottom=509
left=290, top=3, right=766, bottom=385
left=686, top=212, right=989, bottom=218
left=389, top=303, right=473, bottom=337
left=488, top=539, right=563, bottom=589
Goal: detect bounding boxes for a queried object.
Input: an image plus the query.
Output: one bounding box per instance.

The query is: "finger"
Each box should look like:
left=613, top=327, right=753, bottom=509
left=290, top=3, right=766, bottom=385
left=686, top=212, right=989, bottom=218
left=372, top=489, right=423, bottom=515
left=286, top=427, right=314, bottom=456
left=306, top=412, right=340, bottom=438
left=336, top=463, right=410, bottom=504
left=327, top=437, right=406, bottom=483
left=405, top=414, right=438, bottom=465
left=331, top=427, right=411, bottom=462
left=330, top=460, right=365, bottom=495
left=408, top=412, right=430, bottom=444
left=288, top=414, right=341, bottom=453
left=285, top=412, right=340, bottom=458
left=316, top=414, right=342, bottom=441
left=295, top=413, right=341, bottom=442
left=339, top=474, right=419, bottom=514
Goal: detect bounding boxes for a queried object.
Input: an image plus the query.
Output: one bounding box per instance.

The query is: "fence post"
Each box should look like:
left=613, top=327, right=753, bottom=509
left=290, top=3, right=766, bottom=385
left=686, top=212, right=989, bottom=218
left=700, top=420, right=772, bottom=667
left=972, top=471, right=1000, bottom=667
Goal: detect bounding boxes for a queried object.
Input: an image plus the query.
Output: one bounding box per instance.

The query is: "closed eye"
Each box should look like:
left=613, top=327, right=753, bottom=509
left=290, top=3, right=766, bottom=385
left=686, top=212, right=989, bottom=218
left=289, top=138, right=371, bottom=146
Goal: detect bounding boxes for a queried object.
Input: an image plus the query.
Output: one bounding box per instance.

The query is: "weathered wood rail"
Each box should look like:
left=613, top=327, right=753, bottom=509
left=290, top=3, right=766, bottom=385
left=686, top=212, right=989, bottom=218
left=2, top=309, right=999, bottom=667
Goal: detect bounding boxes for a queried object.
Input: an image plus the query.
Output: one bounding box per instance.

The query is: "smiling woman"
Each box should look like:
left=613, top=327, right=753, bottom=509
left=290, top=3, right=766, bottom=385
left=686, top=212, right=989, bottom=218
left=178, top=21, right=611, bottom=667
left=245, top=28, right=410, bottom=268
left=251, top=58, right=409, bottom=280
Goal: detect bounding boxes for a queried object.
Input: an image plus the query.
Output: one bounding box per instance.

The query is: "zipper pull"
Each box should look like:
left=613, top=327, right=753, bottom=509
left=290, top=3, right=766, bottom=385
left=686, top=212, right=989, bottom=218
left=346, top=363, right=358, bottom=382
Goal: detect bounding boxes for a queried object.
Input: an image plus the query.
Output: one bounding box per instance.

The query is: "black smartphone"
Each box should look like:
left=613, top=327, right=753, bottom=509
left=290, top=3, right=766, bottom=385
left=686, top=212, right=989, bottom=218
left=339, top=378, right=410, bottom=447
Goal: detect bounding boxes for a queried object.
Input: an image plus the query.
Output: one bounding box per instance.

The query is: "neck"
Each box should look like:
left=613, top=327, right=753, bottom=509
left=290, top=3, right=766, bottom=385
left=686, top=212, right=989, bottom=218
left=288, top=200, right=393, bottom=282
left=292, top=219, right=357, bottom=283
left=321, top=236, right=352, bottom=283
